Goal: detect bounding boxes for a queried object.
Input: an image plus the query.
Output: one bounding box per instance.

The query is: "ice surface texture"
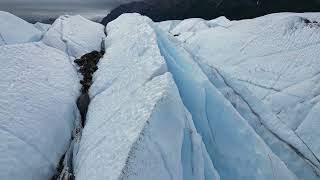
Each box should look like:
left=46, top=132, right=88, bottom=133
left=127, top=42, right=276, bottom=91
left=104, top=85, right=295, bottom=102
left=74, top=14, right=219, bottom=180
left=0, top=42, right=79, bottom=180
left=34, top=22, right=51, bottom=32
left=74, top=13, right=316, bottom=180
left=0, top=11, right=43, bottom=45
left=159, top=13, right=320, bottom=179
left=155, top=25, right=297, bottom=180
left=42, top=15, right=105, bottom=58
left=0, top=12, right=107, bottom=180
left=1, top=11, right=320, bottom=180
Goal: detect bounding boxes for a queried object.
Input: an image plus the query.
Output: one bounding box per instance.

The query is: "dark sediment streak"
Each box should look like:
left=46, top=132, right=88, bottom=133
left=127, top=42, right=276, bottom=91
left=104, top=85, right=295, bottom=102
left=75, top=50, right=104, bottom=127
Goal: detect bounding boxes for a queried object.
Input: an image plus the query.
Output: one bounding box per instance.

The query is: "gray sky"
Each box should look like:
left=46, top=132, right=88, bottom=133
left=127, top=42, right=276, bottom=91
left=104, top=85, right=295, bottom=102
left=0, top=0, right=133, bottom=3
left=0, top=0, right=140, bottom=22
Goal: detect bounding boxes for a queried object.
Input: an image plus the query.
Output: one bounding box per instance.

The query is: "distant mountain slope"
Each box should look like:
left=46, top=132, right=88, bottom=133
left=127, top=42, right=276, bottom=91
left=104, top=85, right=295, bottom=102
left=102, top=0, right=320, bottom=25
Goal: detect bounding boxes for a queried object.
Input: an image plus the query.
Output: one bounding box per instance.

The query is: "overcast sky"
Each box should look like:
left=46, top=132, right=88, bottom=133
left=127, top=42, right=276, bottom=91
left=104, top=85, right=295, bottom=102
left=0, top=0, right=142, bottom=22
left=0, top=0, right=124, bottom=3
left=0, top=0, right=140, bottom=5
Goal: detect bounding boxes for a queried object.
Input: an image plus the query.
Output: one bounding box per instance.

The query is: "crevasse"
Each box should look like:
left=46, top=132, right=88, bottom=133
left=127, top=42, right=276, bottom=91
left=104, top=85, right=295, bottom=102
left=154, top=26, right=298, bottom=179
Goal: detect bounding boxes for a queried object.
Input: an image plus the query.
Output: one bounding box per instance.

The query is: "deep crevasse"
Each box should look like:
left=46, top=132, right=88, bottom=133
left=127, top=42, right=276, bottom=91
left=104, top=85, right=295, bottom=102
left=74, top=14, right=220, bottom=180
left=154, top=26, right=297, bottom=180
left=0, top=12, right=106, bottom=180
left=73, top=13, right=304, bottom=180
left=1, top=11, right=320, bottom=180
left=158, top=14, right=320, bottom=179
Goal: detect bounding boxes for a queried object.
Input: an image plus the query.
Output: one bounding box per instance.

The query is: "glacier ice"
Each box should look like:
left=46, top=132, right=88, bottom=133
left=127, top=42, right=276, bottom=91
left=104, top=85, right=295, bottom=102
left=155, top=25, right=297, bottom=180
left=42, top=15, right=105, bottom=58
left=34, top=22, right=51, bottom=32
left=297, top=103, right=320, bottom=161
left=207, top=16, right=232, bottom=28
left=200, top=65, right=320, bottom=179
left=0, top=11, right=43, bottom=45
left=161, top=12, right=320, bottom=179
left=73, top=13, right=314, bottom=180
left=74, top=14, right=219, bottom=180
left=0, top=42, right=80, bottom=180
left=170, top=18, right=209, bottom=36
left=1, top=11, right=320, bottom=180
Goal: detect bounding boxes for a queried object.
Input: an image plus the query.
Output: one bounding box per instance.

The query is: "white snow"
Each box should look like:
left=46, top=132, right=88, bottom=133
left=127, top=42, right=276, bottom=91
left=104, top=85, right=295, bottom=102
left=0, top=11, right=43, bottom=45
left=42, top=15, right=105, bottom=58
left=0, top=42, right=80, bottom=180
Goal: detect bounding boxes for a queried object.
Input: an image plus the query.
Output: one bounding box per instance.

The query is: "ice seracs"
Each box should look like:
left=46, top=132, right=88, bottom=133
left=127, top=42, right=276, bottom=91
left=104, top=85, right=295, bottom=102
left=155, top=25, right=297, bottom=180
left=0, top=42, right=79, bottom=180
left=42, top=15, right=105, bottom=58
left=34, top=22, right=51, bottom=32
left=160, top=12, right=320, bottom=179
left=0, top=11, right=43, bottom=46
left=74, top=13, right=301, bottom=180
left=0, top=11, right=319, bottom=180
left=74, top=14, right=219, bottom=180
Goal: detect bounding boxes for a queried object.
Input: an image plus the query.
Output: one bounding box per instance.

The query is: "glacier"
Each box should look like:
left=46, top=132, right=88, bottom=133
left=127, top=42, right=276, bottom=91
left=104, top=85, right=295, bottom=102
left=158, top=13, right=320, bottom=179
left=0, top=14, right=106, bottom=180
left=42, top=15, right=105, bottom=58
left=0, top=11, right=43, bottom=45
left=74, top=14, right=219, bottom=180
left=0, top=42, right=79, bottom=180
left=155, top=22, right=297, bottom=180
left=0, top=11, right=320, bottom=180
left=33, top=22, right=51, bottom=32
